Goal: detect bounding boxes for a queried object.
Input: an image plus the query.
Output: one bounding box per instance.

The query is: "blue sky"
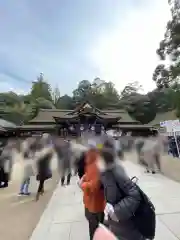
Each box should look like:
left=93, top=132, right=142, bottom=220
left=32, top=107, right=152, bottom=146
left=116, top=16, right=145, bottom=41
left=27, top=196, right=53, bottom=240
left=0, top=0, right=170, bottom=95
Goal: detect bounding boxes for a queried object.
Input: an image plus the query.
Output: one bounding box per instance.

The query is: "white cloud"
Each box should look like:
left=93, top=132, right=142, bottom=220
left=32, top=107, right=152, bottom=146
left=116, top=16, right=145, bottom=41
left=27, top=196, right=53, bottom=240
left=0, top=73, right=30, bottom=95
left=0, top=82, right=28, bottom=95
left=89, top=0, right=171, bottom=93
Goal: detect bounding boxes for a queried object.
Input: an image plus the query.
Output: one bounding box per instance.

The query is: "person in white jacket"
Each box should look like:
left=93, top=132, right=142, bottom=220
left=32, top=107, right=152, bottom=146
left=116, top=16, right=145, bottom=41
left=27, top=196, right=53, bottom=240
left=18, top=138, right=36, bottom=195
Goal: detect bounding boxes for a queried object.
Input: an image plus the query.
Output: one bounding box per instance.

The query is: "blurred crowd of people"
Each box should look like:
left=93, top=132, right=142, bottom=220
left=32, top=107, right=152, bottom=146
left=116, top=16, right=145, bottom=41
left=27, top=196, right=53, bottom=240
left=0, top=132, right=168, bottom=239
left=167, top=136, right=180, bottom=158
left=0, top=134, right=74, bottom=201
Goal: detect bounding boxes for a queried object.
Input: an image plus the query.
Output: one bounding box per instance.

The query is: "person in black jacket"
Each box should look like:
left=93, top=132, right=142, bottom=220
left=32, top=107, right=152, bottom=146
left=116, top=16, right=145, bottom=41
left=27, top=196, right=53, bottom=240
left=34, top=136, right=54, bottom=201
left=54, top=139, right=73, bottom=186
left=75, top=151, right=86, bottom=179
left=0, top=140, right=14, bottom=188
left=97, top=148, right=144, bottom=240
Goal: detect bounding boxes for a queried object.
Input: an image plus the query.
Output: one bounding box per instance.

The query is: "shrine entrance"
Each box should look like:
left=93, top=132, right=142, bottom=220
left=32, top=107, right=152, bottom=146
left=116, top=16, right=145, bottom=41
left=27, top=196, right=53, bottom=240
left=22, top=100, right=146, bottom=137
left=54, top=102, right=119, bottom=137
left=56, top=114, right=105, bottom=137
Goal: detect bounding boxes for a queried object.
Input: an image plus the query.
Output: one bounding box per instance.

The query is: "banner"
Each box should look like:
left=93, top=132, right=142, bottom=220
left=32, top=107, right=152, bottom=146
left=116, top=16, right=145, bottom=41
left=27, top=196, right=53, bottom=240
left=160, top=119, right=180, bottom=133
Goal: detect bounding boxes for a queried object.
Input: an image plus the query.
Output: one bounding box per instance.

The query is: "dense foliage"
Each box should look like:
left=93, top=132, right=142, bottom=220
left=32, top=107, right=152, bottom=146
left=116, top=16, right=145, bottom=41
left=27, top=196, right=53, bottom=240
left=153, top=0, right=180, bottom=117
left=0, top=73, right=176, bottom=125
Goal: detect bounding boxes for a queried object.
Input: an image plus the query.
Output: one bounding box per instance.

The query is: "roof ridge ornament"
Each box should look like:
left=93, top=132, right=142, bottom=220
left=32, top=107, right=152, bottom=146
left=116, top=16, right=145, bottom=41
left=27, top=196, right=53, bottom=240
left=83, top=103, right=92, bottom=109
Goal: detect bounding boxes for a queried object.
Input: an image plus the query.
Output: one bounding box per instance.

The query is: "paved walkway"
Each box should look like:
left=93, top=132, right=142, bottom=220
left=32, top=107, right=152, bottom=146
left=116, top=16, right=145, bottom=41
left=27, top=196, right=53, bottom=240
left=30, top=161, right=180, bottom=240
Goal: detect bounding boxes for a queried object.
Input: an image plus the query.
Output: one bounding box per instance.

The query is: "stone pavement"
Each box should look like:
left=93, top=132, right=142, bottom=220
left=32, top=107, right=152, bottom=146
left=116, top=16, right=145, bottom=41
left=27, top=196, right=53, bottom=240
left=30, top=161, right=180, bottom=240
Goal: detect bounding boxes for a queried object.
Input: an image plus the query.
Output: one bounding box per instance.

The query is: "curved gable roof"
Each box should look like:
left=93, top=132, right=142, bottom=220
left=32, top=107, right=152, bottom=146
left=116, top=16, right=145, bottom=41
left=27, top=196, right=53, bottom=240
left=149, top=110, right=177, bottom=126
left=0, top=119, right=17, bottom=128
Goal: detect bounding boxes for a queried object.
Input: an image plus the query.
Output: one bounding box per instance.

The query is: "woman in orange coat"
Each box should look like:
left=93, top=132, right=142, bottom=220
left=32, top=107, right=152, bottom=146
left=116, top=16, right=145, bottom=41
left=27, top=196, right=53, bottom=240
left=80, top=148, right=105, bottom=240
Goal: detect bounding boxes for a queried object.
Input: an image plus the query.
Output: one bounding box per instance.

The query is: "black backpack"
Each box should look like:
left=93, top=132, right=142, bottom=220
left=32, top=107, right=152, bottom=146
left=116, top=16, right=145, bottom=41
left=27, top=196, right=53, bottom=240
left=131, top=177, right=156, bottom=239
left=115, top=176, right=156, bottom=239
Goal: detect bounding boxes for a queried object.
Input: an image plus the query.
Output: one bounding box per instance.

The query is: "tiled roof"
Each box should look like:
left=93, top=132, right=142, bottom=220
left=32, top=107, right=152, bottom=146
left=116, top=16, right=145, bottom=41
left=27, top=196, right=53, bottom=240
left=112, top=124, right=153, bottom=129
left=0, top=119, right=17, bottom=128
left=30, top=108, right=136, bottom=123
left=18, top=124, right=55, bottom=129
left=0, top=126, right=6, bottom=132
left=149, top=110, right=177, bottom=126
left=102, top=110, right=138, bottom=122
left=29, top=109, right=69, bottom=123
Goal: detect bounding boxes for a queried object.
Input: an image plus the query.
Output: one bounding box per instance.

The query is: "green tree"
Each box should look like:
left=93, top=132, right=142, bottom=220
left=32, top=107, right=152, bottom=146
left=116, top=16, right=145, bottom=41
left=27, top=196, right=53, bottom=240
left=148, top=88, right=175, bottom=112
left=20, top=94, right=32, bottom=104
left=72, top=79, right=120, bottom=109
left=120, top=82, right=156, bottom=124
left=72, top=80, right=92, bottom=103
left=0, top=109, right=25, bottom=125
left=129, top=95, right=156, bottom=124
left=52, top=85, right=61, bottom=107
left=56, top=95, right=74, bottom=109
left=121, top=81, right=142, bottom=99
left=154, top=0, right=180, bottom=85
left=30, top=73, right=52, bottom=101
left=0, top=92, right=22, bottom=107
left=101, top=82, right=120, bottom=108
left=153, top=64, right=170, bottom=88
left=2, top=74, right=177, bottom=125
left=0, top=92, right=30, bottom=124
left=35, top=97, right=55, bottom=109
left=167, top=83, right=180, bottom=117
